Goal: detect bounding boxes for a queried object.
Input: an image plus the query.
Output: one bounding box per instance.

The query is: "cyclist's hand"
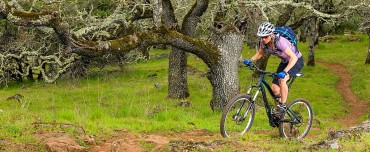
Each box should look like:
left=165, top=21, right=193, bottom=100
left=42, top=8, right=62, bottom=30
left=243, top=59, right=253, bottom=65
left=277, top=71, right=287, bottom=79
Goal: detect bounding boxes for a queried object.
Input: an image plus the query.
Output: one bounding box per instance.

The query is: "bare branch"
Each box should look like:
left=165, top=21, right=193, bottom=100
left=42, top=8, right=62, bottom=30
left=74, top=3, right=153, bottom=40
left=241, top=1, right=370, bottom=19
left=0, top=51, right=80, bottom=83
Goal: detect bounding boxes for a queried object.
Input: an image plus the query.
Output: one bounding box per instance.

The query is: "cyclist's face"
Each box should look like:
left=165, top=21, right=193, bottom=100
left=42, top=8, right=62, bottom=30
left=261, top=35, right=271, bottom=44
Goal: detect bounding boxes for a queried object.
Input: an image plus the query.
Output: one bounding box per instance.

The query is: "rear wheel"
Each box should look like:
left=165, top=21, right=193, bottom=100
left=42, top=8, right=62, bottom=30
left=220, top=94, right=255, bottom=138
left=279, top=98, right=313, bottom=139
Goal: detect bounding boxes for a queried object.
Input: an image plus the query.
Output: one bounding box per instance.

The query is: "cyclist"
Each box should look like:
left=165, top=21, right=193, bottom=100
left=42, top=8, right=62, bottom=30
left=244, top=22, right=304, bottom=116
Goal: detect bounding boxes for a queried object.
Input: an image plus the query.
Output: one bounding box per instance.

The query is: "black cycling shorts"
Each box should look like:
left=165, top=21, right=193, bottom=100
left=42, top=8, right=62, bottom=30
left=272, top=57, right=304, bottom=85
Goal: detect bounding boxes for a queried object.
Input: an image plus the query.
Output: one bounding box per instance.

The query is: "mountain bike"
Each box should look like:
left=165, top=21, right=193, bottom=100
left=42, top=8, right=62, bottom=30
left=220, top=63, right=313, bottom=139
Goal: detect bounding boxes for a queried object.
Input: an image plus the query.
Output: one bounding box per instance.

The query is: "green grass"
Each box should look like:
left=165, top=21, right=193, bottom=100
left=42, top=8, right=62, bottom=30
left=0, top=35, right=369, bottom=150
left=305, top=34, right=370, bottom=102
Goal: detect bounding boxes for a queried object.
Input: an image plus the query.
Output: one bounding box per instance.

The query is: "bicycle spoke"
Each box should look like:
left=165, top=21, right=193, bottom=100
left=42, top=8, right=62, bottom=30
left=220, top=95, right=255, bottom=138
left=279, top=99, right=313, bottom=139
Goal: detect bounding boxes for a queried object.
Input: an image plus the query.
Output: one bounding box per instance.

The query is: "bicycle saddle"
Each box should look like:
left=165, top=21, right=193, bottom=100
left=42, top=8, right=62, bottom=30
left=295, top=72, right=303, bottom=77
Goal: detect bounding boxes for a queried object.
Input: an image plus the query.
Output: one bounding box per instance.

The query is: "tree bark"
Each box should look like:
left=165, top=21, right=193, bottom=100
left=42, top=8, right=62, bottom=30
left=275, top=5, right=295, bottom=26
left=299, top=21, right=308, bottom=43
left=168, top=48, right=189, bottom=98
left=307, top=17, right=318, bottom=66
left=167, top=0, right=208, bottom=98
left=307, top=0, right=320, bottom=66
left=208, top=26, right=244, bottom=111
left=160, top=0, right=190, bottom=99
left=153, top=0, right=163, bottom=28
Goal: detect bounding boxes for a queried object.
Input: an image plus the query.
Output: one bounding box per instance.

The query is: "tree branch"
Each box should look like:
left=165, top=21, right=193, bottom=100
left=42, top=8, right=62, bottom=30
left=74, top=4, right=153, bottom=40
left=71, top=27, right=219, bottom=67
left=241, top=1, right=370, bottom=19
left=0, top=51, right=80, bottom=83
left=181, top=0, right=208, bottom=35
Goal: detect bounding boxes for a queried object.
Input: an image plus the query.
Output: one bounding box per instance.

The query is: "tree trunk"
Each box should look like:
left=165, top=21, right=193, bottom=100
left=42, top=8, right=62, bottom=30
left=160, top=0, right=190, bottom=98
left=16, top=59, right=23, bottom=82
left=153, top=0, right=163, bottom=28
left=208, top=28, right=244, bottom=111
left=307, top=0, right=320, bottom=66
left=167, top=0, right=208, bottom=98
left=168, top=48, right=189, bottom=98
left=307, top=17, right=318, bottom=66
left=141, top=46, right=150, bottom=60
left=26, top=62, right=34, bottom=81
left=299, top=20, right=308, bottom=43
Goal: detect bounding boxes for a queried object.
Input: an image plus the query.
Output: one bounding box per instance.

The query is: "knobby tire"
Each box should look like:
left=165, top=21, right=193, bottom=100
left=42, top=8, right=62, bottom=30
left=220, top=94, right=255, bottom=138
left=279, top=98, right=313, bottom=139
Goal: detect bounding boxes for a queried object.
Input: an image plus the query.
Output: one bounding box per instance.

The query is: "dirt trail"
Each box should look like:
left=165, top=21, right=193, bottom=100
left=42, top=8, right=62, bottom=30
left=319, top=62, right=370, bottom=127
left=90, top=129, right=230, bottom=152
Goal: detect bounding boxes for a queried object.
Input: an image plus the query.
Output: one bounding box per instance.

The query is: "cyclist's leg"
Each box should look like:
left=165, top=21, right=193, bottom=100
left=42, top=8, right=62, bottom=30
left=278, top=76, right=290, bottom=104
left=272, top=62, right=287, bottom=104
left=271, top=83, right=280, bottom=105
left=280, top=57, right=304, bottom=103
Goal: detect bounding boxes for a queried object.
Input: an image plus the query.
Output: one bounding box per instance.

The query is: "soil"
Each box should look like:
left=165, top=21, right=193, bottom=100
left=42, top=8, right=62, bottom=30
left=89, top=129, right=269, bottom=152
left=319, top=62, right=370, bottom=127
left=90, top=129, right=222, bottom=152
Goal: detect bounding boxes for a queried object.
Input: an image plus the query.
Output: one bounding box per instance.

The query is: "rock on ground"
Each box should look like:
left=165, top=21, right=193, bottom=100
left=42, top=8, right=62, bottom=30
left=43, top=136, right=85, bottom=152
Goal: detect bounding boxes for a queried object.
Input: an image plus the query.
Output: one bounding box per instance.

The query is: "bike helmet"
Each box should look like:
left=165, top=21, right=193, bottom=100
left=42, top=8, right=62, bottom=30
left=257, top=22, right=275, bottom=37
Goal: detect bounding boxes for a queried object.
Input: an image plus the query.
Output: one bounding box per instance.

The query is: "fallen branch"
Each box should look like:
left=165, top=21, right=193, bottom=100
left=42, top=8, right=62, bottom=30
left=32, top=122, right=86, bottom=134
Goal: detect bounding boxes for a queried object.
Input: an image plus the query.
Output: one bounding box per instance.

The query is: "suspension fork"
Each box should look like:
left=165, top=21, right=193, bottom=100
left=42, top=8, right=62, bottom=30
left=233, top=90, right=254, bottom=119
left=239, top=86, right=259, bottom=118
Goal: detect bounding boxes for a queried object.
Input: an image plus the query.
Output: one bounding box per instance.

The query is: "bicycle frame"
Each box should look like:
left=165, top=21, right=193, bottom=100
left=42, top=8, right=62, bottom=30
left=220, top=63, right=312, bottom=139
left=246, top=73, right=278, bottom=126
left=245, top=66, right=301, bottom=127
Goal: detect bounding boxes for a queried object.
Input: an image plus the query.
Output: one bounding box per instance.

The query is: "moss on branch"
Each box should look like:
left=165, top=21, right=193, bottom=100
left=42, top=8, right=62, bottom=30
left=73, top=27, right=220, bottom=66
left=12, top=10, right=52, bottom=20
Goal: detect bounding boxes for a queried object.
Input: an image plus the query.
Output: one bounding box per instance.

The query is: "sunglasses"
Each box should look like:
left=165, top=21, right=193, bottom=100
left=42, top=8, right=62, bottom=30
left=261, top=35, right=270, bottom=39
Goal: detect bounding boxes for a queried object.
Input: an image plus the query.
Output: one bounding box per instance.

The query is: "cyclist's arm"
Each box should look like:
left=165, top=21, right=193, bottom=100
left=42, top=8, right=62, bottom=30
left=251, top=49, right=264, bottom=62
left=283, top=48, right=298, bottom=74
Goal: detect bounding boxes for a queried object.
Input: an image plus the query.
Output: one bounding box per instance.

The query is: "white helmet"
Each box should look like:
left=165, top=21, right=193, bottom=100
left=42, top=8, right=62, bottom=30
left=257, top=22, right=275, bottom=37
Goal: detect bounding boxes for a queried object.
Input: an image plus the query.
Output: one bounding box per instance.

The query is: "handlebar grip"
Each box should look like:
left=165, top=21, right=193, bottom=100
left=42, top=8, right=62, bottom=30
left=243, top=59, right=252, bottom=65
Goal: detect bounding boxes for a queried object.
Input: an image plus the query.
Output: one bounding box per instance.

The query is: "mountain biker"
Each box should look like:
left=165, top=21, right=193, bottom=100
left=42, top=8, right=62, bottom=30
left=244, top=22, right=304, bottom=116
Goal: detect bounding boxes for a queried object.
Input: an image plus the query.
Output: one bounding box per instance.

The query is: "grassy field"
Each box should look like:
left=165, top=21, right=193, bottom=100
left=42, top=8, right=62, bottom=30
left=0, top=34, right=369, bottom=150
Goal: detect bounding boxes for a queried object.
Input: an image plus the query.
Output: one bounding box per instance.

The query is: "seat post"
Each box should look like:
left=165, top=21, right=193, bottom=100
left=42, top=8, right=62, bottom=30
left=288, top=77, right=296, bottom=90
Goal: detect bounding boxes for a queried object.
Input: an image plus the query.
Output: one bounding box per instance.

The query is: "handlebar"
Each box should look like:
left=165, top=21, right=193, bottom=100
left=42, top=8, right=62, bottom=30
left=245, top=63, right=277, bottom=77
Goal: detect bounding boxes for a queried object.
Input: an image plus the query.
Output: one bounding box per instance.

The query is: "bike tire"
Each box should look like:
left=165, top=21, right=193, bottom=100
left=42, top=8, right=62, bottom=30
left=279, top=98, right=313, bottom=139
left=220, top=94, right=255, bottom=138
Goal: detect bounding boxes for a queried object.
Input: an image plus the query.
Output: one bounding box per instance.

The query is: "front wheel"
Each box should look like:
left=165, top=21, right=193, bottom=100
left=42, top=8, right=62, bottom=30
left=220, top=94, right=255, bottom=138
left=279, top=98, right=313, bottom=139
